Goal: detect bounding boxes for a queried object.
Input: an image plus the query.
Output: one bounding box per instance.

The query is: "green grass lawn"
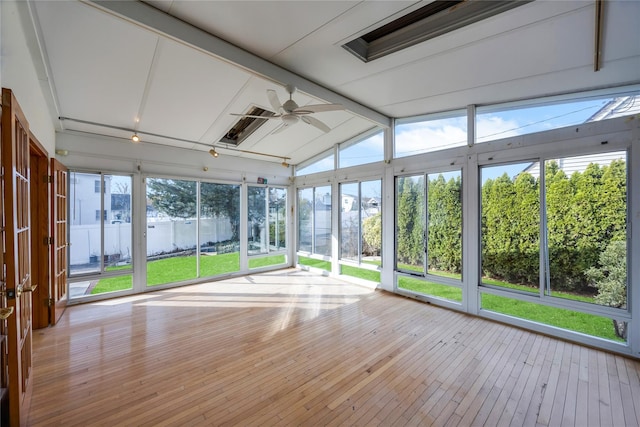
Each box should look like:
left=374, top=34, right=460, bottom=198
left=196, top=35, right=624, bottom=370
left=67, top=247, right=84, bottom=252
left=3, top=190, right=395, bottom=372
left=399, top=273, right=622, bottom=342
left=298, top=256, right=331, bottom=271
left=249, top=254, right=286, bottom=269
left=93, top=252, right=242, bottom=293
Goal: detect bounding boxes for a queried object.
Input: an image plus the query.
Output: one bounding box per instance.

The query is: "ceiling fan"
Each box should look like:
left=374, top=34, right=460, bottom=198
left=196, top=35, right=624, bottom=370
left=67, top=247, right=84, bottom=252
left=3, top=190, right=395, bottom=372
left=231, top=85, right=344, bottom=134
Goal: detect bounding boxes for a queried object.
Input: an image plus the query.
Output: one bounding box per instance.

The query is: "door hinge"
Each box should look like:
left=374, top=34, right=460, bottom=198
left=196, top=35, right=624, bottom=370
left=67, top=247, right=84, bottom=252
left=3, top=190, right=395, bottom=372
left=43, top=236, right=53, bottom=245
left=46, top=298, right=54, bottom=307
left=43, top=174, right=52, bottom=183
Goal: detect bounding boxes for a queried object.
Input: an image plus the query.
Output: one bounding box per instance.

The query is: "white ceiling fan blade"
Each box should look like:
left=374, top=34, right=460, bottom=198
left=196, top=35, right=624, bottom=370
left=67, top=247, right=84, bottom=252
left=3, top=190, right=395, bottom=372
left=230, top=113, right=281, bottom=119
left=294, top=104, right=344, bottom=114
left=267, top=89, right=283, bottom=113
left=301, top=115, right=331, bottom=133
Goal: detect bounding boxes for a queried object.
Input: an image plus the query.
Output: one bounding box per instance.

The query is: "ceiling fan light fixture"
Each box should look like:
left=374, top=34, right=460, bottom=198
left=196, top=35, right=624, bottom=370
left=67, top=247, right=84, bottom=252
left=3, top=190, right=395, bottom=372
left=281, top=159, right=290, bottom=168
left=209, top=148, right=219, bottom=158
left=131, top=133, right=141, bottom=143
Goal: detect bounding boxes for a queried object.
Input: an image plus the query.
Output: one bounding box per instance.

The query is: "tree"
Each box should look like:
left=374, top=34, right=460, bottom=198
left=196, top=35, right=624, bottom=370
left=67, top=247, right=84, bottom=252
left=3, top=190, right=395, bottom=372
left=147, top=179, right=196, bottom=219
left=148, top=179, right=241, bottom=240
left=397, top=176, right=424, bottom=267
left=585, top=240, right=627, bottom=339
left=362, top=212, right=381, bottom=256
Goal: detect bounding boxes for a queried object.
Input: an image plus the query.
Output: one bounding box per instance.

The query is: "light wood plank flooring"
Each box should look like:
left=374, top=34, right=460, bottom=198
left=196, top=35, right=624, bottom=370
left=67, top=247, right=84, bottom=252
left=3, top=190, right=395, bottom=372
left=27, top=269, right=640, bottom=426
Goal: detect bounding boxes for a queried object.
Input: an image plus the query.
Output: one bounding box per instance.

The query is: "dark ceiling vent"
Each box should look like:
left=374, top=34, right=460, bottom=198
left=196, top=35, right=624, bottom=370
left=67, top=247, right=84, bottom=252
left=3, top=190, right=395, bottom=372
left=343, top=0, right=533, bottom=62
left=220, top=106, right=274, bottom=146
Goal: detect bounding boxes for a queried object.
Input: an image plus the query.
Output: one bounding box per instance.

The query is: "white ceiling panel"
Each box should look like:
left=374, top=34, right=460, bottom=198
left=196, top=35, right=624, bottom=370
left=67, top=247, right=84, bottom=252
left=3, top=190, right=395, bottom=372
left=137, top=38, right=253, bottom=142
left=145, top=0, right=361, bottom=60
left=33, top=1, right=158, bottom=127
left=25, top=0, right=640, bottom=167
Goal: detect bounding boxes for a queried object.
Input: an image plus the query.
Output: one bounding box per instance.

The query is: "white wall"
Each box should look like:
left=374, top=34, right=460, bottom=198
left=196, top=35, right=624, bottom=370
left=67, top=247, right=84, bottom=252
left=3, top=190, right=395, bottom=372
left=1, top=1, right=55, bottom=153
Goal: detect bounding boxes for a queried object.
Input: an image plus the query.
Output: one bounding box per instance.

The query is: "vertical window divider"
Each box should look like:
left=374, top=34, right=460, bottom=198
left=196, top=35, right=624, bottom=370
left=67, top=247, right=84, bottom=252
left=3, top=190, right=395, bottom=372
left=540, top=158, right=549, bottom=299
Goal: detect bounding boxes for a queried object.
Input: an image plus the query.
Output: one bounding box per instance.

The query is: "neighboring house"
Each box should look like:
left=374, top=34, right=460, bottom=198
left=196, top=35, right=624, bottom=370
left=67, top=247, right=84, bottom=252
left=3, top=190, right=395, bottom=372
left=69, top=174, right=112, bottom=225
left=524, top=95, right=638, bottom=178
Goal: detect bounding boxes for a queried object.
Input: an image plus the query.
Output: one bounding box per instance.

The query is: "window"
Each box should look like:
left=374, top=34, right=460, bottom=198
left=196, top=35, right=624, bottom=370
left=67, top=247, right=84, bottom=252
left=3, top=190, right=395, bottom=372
left=339, top=130, right=384, bottom=168
left=69, top=172, right=133, bottom=297
left=396, top=170, right=463, bottom=303
left=295, top=151, right=334, bottom=176
left=479, top=151, right=629, bottom=343
left=200, top=182, right=240, bottom=276
left=395, top=110, right=467, bottom=158
left=247, top=186, right=287, bottom=269
left=339, top=179, right=382, bottom=282
left=146, top=178, right=198, bottom=286
left=297, top=185, right=332, bottom=272
left=476, top=91, right=640, bottom=143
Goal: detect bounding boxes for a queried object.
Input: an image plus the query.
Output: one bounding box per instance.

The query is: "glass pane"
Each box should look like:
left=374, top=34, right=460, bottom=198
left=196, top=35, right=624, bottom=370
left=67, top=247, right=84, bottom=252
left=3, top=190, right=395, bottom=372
left=476, top=92, right=640, bottom=143
left=361, top=180, right=382, bottom=266
left=481, top=162, right=539, bottom=292
left=298, top=188, right=313, bottom=252
left=146, top=178, right=197, bottom=286
left=396, top=175, right=424, bottom=274
left=314, top=186, right=332, bottom=256
left=427, top=171, right=462, bottom=279
left=340, top=182, right=359, bottom=261
left=249, top=254, right=286, bottom=269
left=398, top=276, right=462, bottom=303
left=298, top=255, right=330, bottom=273
left=269, top=187, right=287, bottom=251
left=104, top=175, right=132, bottom=272
left=339, top=131, right=384, bottom=168
left=248, top=186, right=267, bottom=255
left=200, top=182, right=240, bottom=276
left=296, top=152, right=334, bottom=176
left=481, top=293, right=626, bottom=343
left=68, top=172, right=103, bottom=275
left=341, top=265, right=380, bottom=283
left=89, top=275, right=133, bottom=295
left=545, top=152, right=627, bottom=314
left=395, top=111, right=467, bottom=158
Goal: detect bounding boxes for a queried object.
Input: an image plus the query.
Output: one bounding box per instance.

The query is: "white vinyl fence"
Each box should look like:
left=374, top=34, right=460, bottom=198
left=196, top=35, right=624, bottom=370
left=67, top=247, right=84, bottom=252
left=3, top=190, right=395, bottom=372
left=70, top=218, right=234, bottom=266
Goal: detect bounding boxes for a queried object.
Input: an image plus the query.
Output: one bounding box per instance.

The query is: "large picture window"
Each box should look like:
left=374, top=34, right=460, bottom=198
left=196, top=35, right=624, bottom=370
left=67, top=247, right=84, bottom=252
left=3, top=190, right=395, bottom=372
left=479, top=151, right=629, bottom=342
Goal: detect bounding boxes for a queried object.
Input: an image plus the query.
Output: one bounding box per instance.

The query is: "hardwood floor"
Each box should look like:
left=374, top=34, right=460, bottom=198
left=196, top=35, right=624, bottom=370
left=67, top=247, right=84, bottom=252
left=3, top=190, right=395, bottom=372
left=27, top=269, right=640, bottom=426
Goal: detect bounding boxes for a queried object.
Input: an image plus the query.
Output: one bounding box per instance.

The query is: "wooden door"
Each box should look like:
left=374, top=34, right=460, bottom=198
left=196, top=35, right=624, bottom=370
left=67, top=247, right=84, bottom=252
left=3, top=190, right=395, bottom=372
left=50, top=158, right=68, bottom=325
left=2, top=88, right=34, bottom=426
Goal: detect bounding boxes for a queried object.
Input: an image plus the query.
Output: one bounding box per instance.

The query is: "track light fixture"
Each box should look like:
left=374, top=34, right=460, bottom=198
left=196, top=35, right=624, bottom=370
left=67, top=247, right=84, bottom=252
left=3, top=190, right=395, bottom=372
left=131, top=133, right=141, bottom=143
left=209, top=148, right=219, bottom=158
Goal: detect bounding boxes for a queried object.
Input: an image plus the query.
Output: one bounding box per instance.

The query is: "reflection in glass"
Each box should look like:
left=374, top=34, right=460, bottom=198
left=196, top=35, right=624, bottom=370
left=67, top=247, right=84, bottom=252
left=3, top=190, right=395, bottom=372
left=340, top=182, right=360, bottom=261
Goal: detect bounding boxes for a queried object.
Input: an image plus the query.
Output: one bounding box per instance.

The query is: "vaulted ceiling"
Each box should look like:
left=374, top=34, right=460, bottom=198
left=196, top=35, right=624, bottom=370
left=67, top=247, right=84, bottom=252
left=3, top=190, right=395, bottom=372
left=28, top=0, right=640, bottom=166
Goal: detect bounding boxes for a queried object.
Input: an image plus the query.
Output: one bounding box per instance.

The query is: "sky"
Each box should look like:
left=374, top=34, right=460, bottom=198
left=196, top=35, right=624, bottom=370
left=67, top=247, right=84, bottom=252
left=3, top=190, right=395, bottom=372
left=298, top=94, right=622, bottom=180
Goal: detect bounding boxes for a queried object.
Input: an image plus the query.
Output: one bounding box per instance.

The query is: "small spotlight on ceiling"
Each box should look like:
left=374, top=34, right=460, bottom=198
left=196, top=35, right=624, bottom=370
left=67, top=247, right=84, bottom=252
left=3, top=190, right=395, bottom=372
left=131, top=133, right=141, bottom=143
left=209, top=148, right=219, bottom=158
left=281, top=159, right=290, bottom=168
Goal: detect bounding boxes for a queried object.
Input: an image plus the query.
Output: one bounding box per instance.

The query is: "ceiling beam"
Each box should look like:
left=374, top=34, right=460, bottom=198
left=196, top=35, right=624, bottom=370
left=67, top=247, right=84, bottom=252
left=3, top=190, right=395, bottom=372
left=87, top=0, right=391, bottom=128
